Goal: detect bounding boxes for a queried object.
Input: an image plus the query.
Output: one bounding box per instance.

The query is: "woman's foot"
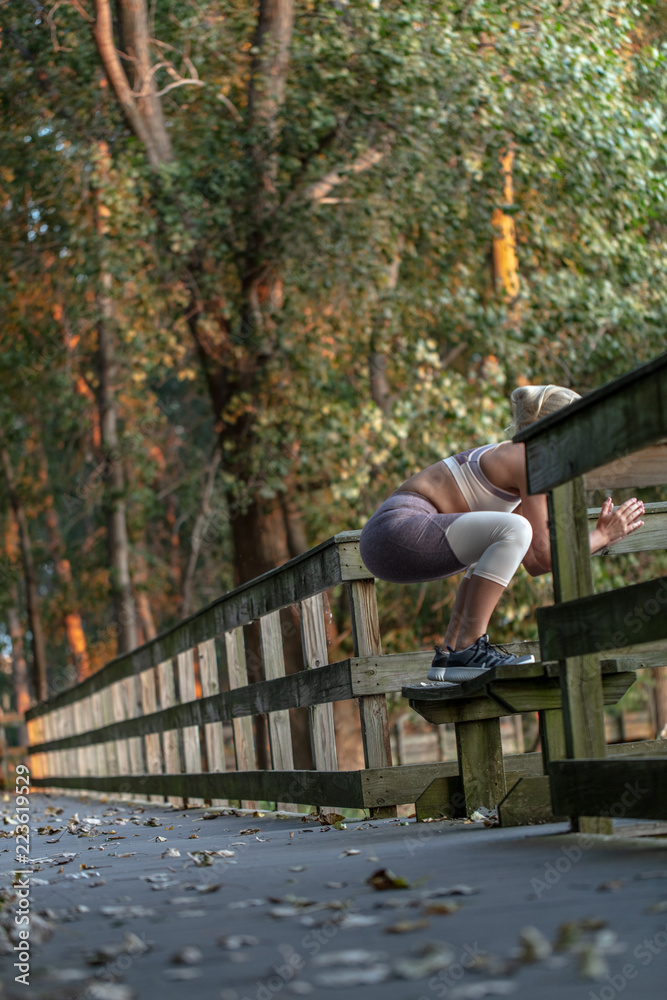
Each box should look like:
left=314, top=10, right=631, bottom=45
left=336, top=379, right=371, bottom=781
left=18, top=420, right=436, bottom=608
left=428, top=634, right=534, bottom=683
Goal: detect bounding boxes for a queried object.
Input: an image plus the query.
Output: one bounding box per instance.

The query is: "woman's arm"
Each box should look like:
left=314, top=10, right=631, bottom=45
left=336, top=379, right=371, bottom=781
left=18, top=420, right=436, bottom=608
left=516, top=494, right=645, bottom=576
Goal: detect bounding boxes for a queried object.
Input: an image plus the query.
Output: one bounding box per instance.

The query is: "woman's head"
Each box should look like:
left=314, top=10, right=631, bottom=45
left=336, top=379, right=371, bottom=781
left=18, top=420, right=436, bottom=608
left=509, top=384, right=581, bottom=434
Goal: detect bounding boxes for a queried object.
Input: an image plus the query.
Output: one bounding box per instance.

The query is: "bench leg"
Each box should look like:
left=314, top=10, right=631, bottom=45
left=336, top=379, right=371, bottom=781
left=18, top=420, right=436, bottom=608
left=455, top=718, right=506, bottom=815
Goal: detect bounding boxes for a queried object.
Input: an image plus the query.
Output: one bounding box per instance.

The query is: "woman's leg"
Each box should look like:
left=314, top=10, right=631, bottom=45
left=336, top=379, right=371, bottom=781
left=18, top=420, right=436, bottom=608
left=443, top=511, right=533, bottom=650
left=450, top=576, right=506, bottom=650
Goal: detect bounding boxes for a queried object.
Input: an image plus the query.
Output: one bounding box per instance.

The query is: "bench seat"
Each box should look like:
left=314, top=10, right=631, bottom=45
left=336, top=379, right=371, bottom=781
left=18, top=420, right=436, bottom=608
left=402, top=657, right=637, bottom=825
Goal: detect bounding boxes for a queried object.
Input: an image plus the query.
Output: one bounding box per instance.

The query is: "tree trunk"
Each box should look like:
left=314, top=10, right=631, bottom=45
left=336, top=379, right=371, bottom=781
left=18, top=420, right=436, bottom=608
left=133, top=553, right=158, bottom=642
left=94, top=0, right=172, bottom=168
left=95, top=148, right=138, bottom=654
left=492, top=147, right=520, bottom=299
left=8, top=594, right=31, bottom=745
left=182, top=441, right=222, bottom=617
left=33, top=429, right=91, bottom=679
left=0, top=448, right=48, bottom=701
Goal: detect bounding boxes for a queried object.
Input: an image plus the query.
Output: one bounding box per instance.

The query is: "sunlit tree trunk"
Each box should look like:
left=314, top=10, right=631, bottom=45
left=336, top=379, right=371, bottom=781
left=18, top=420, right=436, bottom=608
left=492, top=148, right=520, bottom=299
left=0, top=447, right=48, bottom=700
left=31, top=429, right=91, bottom=679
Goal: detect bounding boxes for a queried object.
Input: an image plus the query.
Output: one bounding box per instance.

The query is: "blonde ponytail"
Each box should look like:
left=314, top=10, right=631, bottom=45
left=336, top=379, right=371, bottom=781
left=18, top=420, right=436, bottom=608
left=509, top=384, right=581, bottom=435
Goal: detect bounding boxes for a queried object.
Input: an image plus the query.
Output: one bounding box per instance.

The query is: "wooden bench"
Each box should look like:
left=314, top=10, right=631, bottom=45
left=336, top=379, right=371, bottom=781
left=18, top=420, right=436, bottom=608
left=403, top=656, right=638, bottom=825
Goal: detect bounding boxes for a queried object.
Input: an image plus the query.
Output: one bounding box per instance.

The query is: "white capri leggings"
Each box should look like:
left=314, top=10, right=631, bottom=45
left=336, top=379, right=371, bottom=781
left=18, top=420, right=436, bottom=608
left=359, top=492, right=533, bottom=587
left=446, top=510, right=533, bottom=587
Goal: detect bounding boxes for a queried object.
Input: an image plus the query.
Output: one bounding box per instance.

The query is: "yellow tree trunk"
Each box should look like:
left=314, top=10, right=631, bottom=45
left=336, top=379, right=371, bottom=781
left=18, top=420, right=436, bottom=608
left=492, top=149, right=520, bottom=299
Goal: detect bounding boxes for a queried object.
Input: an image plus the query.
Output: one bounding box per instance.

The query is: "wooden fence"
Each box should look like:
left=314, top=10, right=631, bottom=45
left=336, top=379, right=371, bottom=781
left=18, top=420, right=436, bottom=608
left=22, top=353, right=667, bottom=824
left=24, top=531, right=463, bottom=817
left=517, top=350, right=667, bottom=831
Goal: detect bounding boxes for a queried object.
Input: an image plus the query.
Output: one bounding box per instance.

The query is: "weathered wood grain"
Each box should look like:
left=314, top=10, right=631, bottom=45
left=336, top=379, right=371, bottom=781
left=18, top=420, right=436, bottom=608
left=260, top=611, right=296, bottom=811
left=157, top=659, right=183, bottom=808
left=538, top=576, right=667, bottom=661
left=549, top=758, right=667, bottom=821
left=585, top=447, right=667, bottom=491
left=224, top=627, right=257, bottom=809
left=139, top=665, right=163, bottom=803
left=177, top=650, right=204, bottom=806
left=547, top=478, right=611, bottom=834
left=516, top=352, right=667, bottom=494
left=197, top=639, right=227, bottom=807
left=300, top=594, right=338, bottom=772
left=498, top=775, right=566, bottom=827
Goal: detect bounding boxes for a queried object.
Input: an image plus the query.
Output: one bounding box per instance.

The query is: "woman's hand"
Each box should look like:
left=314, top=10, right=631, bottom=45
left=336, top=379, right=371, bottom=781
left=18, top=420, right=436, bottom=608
left=591, top=497, right=645, bottom=553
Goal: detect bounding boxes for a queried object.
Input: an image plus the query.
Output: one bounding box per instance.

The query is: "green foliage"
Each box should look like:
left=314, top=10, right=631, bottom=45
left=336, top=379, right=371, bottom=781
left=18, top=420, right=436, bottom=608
left=1, top=0, right=667, bottom=676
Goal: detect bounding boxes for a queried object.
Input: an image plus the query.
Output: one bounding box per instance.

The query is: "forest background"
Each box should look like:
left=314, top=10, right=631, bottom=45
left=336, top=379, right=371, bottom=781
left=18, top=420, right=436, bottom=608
left=2, top=0, right=667, bottom=762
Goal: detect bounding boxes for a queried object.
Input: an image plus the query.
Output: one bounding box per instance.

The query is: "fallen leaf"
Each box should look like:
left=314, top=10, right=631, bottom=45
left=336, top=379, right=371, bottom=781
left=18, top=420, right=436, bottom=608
left=423, top=885, right=479, bottom=897
left=219, top=934, right=259, bottom=950
left=366, top=869, right=410, bottom=891
left=423, top=901, right=461, bottom=915
left=239, top=828, right=260, bottom=835
left=313, top=965, right=391, bottom=987
left=517, top=925, right=552, bottom=962
left=87, top=985, right=137, bottom=1000
left=394, top=942, right=456, bottom=980
left=171, top=946, right=203, bottom=964
left=447, top=982, right=517, bottom=998
left=597, top=879, right=626, bottom=892
left=339, top=849, right=360, bottom=857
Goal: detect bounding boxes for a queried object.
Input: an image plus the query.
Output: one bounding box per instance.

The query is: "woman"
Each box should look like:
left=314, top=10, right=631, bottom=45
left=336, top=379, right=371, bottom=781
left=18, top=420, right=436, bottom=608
left=359, top=384, right=645, bottom=682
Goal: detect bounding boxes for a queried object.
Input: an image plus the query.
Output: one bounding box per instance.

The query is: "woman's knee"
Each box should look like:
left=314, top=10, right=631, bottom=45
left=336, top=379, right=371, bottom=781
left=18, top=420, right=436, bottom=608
left=509, top=513, right=533, bottom=548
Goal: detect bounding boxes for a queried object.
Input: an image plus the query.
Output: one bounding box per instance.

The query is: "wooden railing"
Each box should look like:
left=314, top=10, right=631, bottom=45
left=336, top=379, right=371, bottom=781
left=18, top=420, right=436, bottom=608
left=517, top=350, right=667, bottom=830
left=22, top=353, right=667, bottom=822
left=24, top=530, right=461, bottom=817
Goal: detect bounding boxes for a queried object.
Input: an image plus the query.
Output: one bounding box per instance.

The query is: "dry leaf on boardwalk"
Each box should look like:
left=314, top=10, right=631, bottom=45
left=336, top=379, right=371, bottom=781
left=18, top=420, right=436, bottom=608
left=366, top=868, right=410, bottom=891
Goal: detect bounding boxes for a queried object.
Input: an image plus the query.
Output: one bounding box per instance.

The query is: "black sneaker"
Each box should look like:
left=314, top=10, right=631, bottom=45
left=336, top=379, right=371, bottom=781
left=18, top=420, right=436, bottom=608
left=442, top=634, right=535, bottom=683
left=427, top=645, right=450, bottom=681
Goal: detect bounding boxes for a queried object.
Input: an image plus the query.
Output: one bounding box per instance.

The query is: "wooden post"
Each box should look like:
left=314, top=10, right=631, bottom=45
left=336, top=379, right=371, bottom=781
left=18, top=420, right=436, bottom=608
left=139, top=665, right=164, bottom=803
left=300, top=594, right=338, bottom=773
left=157, top=659, right=184, bottom=808
left=547, top=478, right=612, bottom=834
left=100, top=686, right=119, bottom=785
left=109, top=680, right=132, bottom=802
left=73, top=700, right=92, bottom=781
left=347, top=579, right=395, bottom=818
left=224, top=627, right=257, bottom=809
left=26, top=715, right=42, bottom=782
left=260, top=611, right=296, bottom=810
left=89, top=693, right=108, bottom=781
left=455, top=718, right=507, bottom=814
left=197, top=639, right=227, bottom=807
left=122, top=675, right=146, bottom=794
left=176, top=650, right=204, bottom=806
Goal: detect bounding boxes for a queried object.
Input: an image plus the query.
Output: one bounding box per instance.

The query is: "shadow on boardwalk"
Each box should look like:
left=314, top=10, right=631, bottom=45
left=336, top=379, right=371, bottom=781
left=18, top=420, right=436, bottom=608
left=2, top=794, right=667, bottom=1000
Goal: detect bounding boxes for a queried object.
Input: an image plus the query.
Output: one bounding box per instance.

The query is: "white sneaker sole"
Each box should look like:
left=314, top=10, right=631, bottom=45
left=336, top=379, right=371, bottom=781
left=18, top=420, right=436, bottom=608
left=427, top=654, right=535, bottom=684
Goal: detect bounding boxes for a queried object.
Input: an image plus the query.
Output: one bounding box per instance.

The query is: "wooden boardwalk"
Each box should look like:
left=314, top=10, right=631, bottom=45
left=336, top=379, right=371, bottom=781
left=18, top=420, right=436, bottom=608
left=2, top=793, right=667, bottom=1000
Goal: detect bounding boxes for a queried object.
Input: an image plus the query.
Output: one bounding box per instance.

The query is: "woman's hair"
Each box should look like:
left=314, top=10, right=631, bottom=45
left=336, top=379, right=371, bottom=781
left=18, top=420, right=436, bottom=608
left=509, top=384, right=581, bottom=434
